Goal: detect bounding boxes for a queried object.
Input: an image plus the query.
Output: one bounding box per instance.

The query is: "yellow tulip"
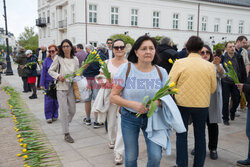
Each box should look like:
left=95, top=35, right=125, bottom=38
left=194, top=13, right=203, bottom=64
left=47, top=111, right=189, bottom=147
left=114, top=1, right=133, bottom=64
left=15, top=128, right=19, bottom=132
left=172, top=88, right=179, bottom=93
left=168, top=59, right=173, bottom=64
left=92, top=50, right=97, bottom=55
left=175, top=59, right=178, bottom=61
left=76, top=73, right=80, bottom=76
left=17, top=134, right=21, bottom=138
left=224, top=63, right=227, bottom=67
left=228, top=61, right=232, bottom=65
left=22, top=155, right=28, bottom=159
left=23, top=144, right=27, bottom=148
left=20, top=144, right=23, bottom=147
left=19, top=139, right=23, bottom=143
left=100, top=61, right=104, bottom=65
left=169, top=82, right=175, bottom=88
left=22, top=149, right=27, bottom=153
left=17, top=153, right=21, bottom=157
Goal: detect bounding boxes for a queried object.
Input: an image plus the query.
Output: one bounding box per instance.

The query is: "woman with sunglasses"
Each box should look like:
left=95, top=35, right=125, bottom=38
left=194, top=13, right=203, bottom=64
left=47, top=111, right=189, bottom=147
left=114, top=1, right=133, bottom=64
left=105, top=39, right=127, bottom=164
left=40, top=44, right=59, bottom=124
left=49, top=39, right=79, bottom=143
left=191, top=45, right=224, bottom=160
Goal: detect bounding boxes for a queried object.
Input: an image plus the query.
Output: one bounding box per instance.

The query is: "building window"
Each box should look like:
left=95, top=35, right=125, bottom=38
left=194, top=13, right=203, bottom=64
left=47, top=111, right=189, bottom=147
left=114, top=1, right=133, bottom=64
left=72, top=37, right=76, bottom=44
left=131, top=9, right=138, bottom=26
left=89, top=4, right=97, bottom=23
left=71, top=5, right=75, bottom=24
left=89, top=41, right=97, bottom=47
left=187, top=15, right=193, bottom=30
left=111, top=7, right=118, bottom=25
left=47, top=10, right=50, bottom=24
left=153, top=11, right=159, bottom=28
left=173, top=13, right=179, bottom=29
left=201, top=16, right=207, bottom=31
left=214, top=18, right=220, bottom=32
left=226, top=19, right=232, bottom=33
left=239, top=20, right=244, bottom=34
left=43, top=29, right=46, bottom=38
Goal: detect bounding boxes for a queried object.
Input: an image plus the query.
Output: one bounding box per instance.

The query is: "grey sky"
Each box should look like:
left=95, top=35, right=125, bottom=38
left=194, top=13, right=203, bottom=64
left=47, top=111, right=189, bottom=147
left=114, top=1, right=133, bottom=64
left=0, top=0, right=38, bottom=38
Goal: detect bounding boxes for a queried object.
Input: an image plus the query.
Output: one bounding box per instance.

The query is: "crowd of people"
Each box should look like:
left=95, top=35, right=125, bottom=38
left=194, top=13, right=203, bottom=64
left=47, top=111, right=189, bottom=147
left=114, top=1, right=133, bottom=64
left=1, top=34, right=250, bottom=167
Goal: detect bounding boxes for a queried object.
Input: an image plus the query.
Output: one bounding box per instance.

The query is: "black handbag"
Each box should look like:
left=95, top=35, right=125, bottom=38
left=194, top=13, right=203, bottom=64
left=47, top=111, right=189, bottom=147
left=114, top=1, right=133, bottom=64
left=47, top=64, right=60, bottom=99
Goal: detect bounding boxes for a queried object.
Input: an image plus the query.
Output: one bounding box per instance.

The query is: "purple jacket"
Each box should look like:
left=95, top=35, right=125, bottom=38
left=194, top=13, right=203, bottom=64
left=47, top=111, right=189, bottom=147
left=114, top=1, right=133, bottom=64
left=75, top=51, right=87, bottom=67
left=40, top=57, right=54, bottom=88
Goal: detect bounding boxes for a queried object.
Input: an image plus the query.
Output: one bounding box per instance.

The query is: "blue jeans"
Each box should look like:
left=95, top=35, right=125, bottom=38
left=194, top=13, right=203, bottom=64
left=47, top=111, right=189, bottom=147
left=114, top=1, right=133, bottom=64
left=246, top=108, right=250, bottom=160
left=121, top=108, right=162, bottom=167
left=176, top=106, right=208, bottom=167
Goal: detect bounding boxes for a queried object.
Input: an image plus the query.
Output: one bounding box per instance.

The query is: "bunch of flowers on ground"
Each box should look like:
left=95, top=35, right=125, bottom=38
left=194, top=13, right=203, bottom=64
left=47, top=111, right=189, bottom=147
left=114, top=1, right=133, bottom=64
left=3, top=86, right=60, bottom=167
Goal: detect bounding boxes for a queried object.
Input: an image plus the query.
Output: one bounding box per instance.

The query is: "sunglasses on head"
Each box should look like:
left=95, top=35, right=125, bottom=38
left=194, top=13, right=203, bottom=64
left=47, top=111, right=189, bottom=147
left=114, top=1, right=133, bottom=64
left=201, top=51, right=211, bottom=55
left=113, top=46, right=125, bottom=50
left=48, top=50, right=55, bottom=54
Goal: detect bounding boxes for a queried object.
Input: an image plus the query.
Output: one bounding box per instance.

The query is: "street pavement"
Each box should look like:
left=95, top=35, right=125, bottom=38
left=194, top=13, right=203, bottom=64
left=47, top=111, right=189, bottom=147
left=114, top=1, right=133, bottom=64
left=1, top=64, right=248, bottom=167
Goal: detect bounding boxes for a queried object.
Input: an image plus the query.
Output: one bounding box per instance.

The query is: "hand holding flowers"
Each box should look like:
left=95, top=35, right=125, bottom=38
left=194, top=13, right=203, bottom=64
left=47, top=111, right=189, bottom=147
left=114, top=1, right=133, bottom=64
left=136, top=79, right=178, bottom=118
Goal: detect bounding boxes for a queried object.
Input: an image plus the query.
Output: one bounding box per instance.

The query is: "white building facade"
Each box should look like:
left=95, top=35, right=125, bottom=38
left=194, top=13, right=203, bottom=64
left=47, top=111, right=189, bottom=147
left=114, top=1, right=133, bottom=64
left=37, top=0, right=250, bottom=50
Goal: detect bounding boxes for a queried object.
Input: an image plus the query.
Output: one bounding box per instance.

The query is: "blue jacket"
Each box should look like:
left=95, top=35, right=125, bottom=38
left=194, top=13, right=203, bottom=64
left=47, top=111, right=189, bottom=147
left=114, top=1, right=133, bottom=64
left=146, top=95, right=186, bottom=155
left=83, top=50, right=108, bottom=78
left=26, top=55, right=37, bottom=77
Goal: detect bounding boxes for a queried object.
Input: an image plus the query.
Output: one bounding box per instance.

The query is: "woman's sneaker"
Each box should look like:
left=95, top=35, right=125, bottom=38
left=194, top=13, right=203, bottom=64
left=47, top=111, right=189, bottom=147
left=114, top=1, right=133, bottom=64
left=83, top=118, right=91, bottom=125
left=64, top=133, right=74, bottom=143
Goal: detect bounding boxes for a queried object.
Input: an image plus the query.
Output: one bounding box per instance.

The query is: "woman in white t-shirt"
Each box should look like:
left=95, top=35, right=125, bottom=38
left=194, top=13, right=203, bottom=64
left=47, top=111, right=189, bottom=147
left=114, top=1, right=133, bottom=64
left=106, top=39, right=127, bottom=165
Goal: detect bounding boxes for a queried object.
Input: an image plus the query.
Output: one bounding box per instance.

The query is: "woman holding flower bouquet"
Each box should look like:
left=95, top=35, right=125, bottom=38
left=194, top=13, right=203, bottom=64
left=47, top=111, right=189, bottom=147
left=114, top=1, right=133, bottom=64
left=40, top=44, right=59, bottom=124
left=111, top=35, right=172, bottom=167
left=49, top=39, right=79, bottom=143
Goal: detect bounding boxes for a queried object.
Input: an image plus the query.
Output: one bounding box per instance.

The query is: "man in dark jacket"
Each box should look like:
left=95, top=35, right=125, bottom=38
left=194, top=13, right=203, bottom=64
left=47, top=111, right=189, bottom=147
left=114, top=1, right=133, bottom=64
left=157, top=37, right=178, bottom=73
left=221, top=41, right=247, bottom=125
left=82, top=44, right=108, bottom=128
left=15, top=48, right=31, bottom=92
left=236, top=72, right=250, bottom=166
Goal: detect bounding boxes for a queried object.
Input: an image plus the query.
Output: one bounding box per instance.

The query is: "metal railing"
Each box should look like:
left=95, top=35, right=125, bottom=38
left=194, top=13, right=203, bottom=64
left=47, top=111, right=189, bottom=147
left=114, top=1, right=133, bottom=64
left=36, top=18, right=47, bottom=27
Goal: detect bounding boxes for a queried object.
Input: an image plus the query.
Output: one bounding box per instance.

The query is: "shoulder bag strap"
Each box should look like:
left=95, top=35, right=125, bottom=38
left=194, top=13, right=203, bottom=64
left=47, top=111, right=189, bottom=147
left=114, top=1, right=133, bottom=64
left=125, top=62, right=131, bottom=80
left=155, top=65, right=162, bottom=81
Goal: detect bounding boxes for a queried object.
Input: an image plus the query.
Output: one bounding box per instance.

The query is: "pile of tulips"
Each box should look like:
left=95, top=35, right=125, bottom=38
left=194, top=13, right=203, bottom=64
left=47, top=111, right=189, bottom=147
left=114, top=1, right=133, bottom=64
left=3, top=86, right=60, bottom=167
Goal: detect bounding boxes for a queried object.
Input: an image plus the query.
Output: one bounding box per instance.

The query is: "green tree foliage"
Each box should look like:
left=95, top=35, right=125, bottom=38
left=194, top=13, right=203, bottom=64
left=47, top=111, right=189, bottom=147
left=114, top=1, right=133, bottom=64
left=110, top=34, right=135, bottom=45
left=18, top=27, right=38, bottom=53
left=0, top=45, right=12, bottom=53
left=213, top=41, right=232, bottom=51
left=154, top=36, right=164, bottom=44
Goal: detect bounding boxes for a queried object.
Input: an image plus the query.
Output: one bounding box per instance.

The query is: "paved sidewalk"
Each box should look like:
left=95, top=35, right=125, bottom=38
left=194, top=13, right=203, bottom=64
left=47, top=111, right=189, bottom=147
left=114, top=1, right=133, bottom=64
left=1, top=64, right=248, bottom=167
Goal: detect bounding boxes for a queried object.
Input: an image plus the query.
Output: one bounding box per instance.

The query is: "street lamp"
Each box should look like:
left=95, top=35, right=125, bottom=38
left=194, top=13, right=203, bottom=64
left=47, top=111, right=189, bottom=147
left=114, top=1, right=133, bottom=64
left=3, top=0, right=13, bottom=75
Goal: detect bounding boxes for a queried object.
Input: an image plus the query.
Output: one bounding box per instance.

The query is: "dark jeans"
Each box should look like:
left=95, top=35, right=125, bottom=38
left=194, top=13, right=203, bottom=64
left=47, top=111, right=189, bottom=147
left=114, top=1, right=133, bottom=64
left=176, top=106, right=208, bottom=167
left=22, top=77, right=30, bottom=92
left=207, top=117, right=218, bottom=151
left=221, top=81, right=240, bottom=121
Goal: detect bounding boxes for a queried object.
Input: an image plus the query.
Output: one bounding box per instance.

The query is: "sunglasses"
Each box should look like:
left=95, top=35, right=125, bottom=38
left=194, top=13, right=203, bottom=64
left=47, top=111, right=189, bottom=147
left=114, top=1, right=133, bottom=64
left=48, top=50, right=55, bottom=54
left=107, top=42, right=112, bottom=44
left=201, top=51, right=211, bottom=55
left=113, top=46, right=125, bottom=50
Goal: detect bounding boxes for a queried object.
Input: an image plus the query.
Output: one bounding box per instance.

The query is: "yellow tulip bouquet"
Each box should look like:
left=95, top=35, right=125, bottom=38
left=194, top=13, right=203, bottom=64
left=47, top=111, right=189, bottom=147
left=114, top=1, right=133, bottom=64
left=64, top=50, right=100, bottom=82
left=224, top=60, right=246, bottom=102
left=168, top=58, right=178, bottom=64
left=98, top=60, right=111, bottom=83
left=136, top=79, right=178, bottom=118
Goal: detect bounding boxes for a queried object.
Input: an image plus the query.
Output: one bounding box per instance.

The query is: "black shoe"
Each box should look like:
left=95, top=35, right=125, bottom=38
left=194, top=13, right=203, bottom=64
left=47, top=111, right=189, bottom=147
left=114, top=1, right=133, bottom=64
left=210, top=150, right=218, bottom=160
left=237, top=159, right=250, bottom=166
left=83, top=118, right=91, bottom=125
left=93, top=122, right=104, bottom=129
left=22, top=91, right=29, bottom=93
left=230, top=114, right=235, bottom=121
left=223, top=120, right=230, bottom=126
left=29, top=94, right=37, bottom=99
left=191, top=148, right=195, bottom=156
left=64, top=133, right=74, bottom=143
